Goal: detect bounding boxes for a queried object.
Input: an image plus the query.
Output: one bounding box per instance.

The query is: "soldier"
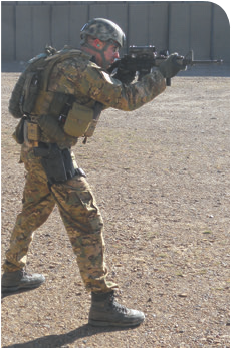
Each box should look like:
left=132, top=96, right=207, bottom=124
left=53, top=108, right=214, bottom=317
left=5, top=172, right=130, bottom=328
left=2, top=18, right=182, bottom=327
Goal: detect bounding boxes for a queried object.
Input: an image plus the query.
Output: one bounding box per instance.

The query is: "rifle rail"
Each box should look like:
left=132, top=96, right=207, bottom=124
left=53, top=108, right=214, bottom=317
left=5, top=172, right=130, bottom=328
left=108, top=46, right=223, bottom=86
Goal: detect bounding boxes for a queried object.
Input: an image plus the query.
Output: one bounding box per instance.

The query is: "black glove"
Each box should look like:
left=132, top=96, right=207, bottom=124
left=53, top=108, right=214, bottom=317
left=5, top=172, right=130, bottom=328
left=113, top=67, right=137, bottom=84
left=159, top=53, right=185, bottom=79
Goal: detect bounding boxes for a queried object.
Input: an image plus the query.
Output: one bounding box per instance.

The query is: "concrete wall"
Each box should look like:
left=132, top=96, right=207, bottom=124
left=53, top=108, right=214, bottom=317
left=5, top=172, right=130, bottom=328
left=1, top=1, right=230, bottom=63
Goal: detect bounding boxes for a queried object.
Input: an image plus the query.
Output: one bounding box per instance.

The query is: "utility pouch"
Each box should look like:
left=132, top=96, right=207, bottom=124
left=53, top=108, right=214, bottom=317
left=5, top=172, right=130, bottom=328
left=12, top=116, right=26, bottom=144
left=27, top=121, right=41, bottom=141
left=63, top=102, right=93, bottom=137
left=83, top=101, right=103, bottom=143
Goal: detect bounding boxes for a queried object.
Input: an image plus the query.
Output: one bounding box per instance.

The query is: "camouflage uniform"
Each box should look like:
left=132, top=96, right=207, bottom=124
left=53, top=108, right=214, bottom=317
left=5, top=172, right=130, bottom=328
left=3, top=49, right=166, bottom=293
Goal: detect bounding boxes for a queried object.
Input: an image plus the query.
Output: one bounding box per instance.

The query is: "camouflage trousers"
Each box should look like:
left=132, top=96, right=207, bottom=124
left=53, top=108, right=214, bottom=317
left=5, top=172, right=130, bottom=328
left=3, top=143, right=118, bottom=293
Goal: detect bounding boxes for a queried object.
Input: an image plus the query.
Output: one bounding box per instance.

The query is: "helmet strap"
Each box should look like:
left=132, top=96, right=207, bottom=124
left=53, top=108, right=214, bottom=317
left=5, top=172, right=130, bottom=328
left=98, top=41, right=113, bottom=69
left=83, top=40, right=114, bottom=69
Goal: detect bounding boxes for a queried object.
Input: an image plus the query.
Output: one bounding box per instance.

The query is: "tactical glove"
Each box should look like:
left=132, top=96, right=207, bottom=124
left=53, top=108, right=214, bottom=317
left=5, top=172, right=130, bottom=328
left=113, top=67, right=137, bottom=84
left=158, top=53, right=185, bottom=79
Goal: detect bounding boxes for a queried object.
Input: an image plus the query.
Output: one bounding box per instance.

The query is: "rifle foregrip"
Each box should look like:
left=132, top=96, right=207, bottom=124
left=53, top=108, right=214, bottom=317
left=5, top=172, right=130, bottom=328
left=166, top=78, right=171, bottom=86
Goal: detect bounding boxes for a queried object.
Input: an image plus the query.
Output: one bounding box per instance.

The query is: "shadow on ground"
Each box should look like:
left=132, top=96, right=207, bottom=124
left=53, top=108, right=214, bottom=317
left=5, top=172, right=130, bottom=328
left=2, top=323, right=137, bottom=348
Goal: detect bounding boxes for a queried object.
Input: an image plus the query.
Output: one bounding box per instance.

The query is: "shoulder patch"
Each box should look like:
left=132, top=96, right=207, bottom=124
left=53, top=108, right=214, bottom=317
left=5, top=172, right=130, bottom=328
left=100, top=70, right=122, bottom=86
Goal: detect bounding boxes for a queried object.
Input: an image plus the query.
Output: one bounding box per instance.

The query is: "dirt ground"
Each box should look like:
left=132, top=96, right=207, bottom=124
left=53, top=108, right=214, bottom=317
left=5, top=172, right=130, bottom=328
left=1, top=63, right=230, bottom=348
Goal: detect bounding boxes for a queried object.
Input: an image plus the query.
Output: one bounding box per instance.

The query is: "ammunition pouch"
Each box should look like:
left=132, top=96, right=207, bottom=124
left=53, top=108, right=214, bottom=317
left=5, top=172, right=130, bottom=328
left=27, top=120, right=41, bottom=142
left=33, top=142, right=86, bottom=186
left=63, top=102, right=94, bottom=137
left=12, top=117, right=41, bottom=145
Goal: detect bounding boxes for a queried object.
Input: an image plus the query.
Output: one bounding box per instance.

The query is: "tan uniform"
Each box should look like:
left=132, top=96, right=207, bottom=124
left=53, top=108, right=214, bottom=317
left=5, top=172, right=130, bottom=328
left=3, top=49, right=166, bottom=292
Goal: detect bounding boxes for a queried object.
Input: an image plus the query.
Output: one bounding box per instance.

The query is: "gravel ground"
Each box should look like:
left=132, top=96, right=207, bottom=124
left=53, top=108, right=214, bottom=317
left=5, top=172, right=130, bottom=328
left=1, top=63, right=230, bottom=348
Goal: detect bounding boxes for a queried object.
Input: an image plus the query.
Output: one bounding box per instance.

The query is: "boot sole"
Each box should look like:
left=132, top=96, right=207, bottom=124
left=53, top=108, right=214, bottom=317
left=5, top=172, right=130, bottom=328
left=88, top=318, right=144, bottom=327
left=1, top=282, right=44, bottom=298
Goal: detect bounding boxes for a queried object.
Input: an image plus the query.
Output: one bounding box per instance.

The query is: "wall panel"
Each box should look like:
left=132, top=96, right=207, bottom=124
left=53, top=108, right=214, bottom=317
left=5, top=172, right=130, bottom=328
left=32, top=6, right=51, bottom=56
left=89, top=3, right=107, bottom=19
left=1, top=6, right=15, bottom=60
left=190, top=2, right=212, bottom=59
left=1, top=2, right=230, bottom=63
left=51, top=6, right=70, bottom=49
left=169, top=3, right=191, bottom=54
left=213, top=3, right=230, bottom=61
left=129, top=3, right=149, bottom=45
left=148, top=3, right=169, bottom=51
left=15, top=5, right=33, bottom=61
left=69, top=5, right=88, bottom=48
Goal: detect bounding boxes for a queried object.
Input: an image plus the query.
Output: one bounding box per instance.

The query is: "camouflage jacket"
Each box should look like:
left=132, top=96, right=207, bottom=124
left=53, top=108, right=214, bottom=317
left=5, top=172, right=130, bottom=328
left=47, top=50, right=166, bottom=111
left=32, top=49, right=166, bottom=147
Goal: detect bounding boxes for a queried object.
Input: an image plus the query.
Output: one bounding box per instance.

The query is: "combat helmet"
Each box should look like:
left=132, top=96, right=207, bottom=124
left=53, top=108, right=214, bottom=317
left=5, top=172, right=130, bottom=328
left=80, top=18, right=126, bottom=48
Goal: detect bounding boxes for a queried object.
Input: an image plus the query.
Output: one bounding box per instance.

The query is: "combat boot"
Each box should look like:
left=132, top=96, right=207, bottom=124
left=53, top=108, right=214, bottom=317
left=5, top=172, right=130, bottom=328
left=1, top=269, right=45, bottom=294
left=88, top=291, right=145, bottom=327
